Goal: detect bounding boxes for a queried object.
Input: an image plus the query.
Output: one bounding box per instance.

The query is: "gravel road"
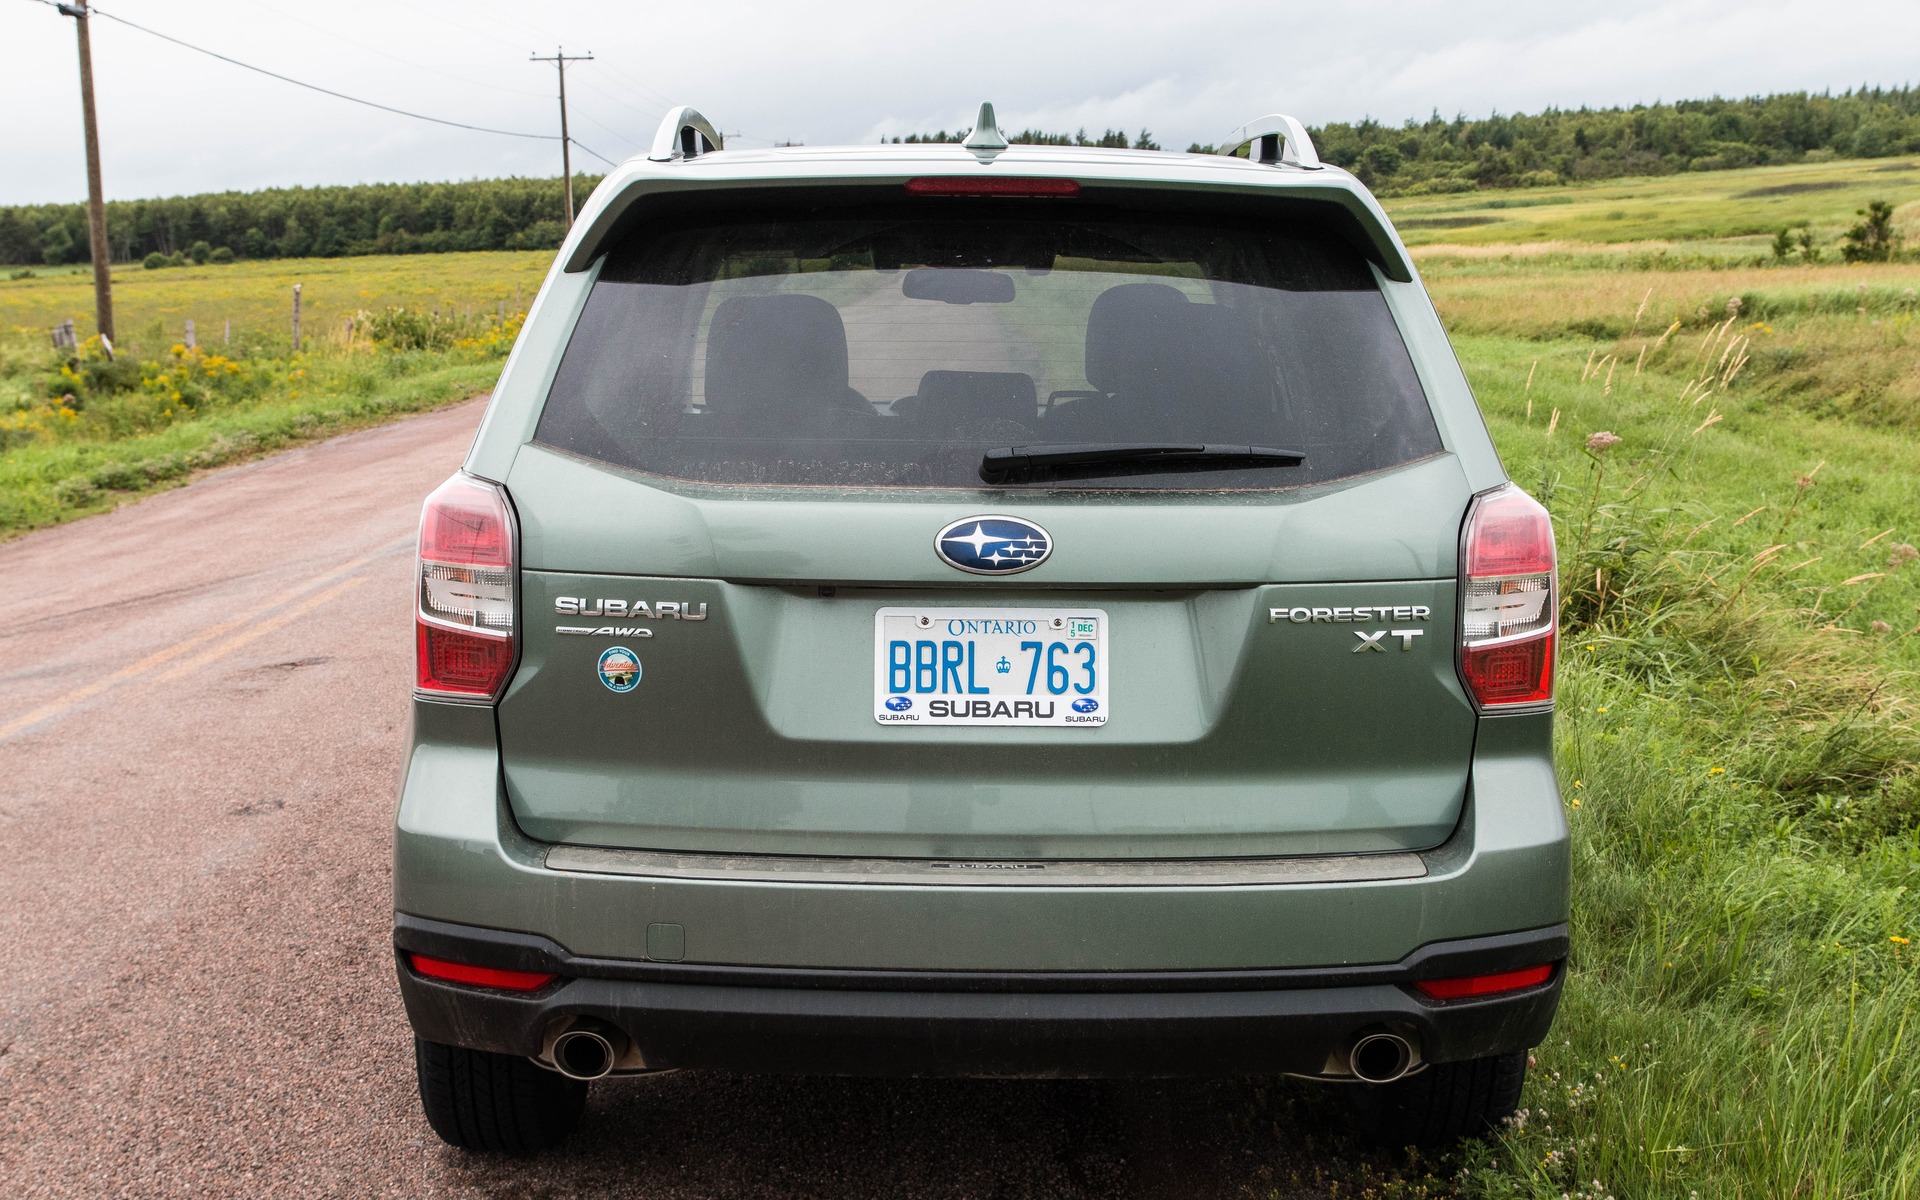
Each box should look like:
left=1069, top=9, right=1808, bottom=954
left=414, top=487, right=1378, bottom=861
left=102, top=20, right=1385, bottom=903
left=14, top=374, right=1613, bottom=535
left=0, top=401, right=1385, bottom=1198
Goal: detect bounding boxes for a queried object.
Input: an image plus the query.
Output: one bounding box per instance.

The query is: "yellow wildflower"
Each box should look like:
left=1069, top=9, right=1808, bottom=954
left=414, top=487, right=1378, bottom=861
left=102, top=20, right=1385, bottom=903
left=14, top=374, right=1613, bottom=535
left=1709, top=767, right=1726, bottom=775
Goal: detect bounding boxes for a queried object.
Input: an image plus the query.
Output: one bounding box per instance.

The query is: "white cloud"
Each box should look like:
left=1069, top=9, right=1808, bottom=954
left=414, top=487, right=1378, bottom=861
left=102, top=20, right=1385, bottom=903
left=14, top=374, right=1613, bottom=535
left=1, top=0, right=1915, bottom=203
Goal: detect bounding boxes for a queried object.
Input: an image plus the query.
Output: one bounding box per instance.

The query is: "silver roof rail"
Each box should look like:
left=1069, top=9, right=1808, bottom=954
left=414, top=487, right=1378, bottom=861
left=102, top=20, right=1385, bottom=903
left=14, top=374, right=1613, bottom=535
left=1219, top=114, right=1323, bottom=169
left=648, top=106, right=724, bottom=162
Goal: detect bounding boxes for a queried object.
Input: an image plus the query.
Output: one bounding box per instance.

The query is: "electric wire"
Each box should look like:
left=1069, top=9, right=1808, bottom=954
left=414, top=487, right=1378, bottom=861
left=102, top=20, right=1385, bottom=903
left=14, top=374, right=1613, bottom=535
left=26, top=0, right=627, bottom=165
left=83, top=5, right=557, bottom=140
left=239, top=0, right=555, bottom=102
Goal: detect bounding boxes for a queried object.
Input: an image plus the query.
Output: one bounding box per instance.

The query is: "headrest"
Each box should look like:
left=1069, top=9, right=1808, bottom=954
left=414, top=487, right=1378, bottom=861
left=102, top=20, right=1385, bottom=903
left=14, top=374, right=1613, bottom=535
left=913, top=370, right=1037, bottom=425
left=704, top=294, right=850, bottom=416
left=1083, top=283, right=1191, bottom=394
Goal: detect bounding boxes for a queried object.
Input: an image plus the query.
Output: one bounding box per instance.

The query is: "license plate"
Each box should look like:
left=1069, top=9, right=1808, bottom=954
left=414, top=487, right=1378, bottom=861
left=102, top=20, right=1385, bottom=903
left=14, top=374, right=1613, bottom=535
left=873, top=608, right=1109, bottom=726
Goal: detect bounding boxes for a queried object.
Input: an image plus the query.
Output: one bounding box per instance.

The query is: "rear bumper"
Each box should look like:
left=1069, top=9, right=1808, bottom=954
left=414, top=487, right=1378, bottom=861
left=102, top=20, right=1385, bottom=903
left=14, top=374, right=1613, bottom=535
left=394, top=704, right=1570, bottom=975
left=395, top=914, right=1565, bottom=1077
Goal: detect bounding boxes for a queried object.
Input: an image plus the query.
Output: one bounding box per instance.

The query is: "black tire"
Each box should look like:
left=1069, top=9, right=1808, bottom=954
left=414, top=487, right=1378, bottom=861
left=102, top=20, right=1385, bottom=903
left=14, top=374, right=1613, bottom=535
left=414, top=1037, right=588, bottom=1154
left=1349, top=1051, right=1528, bottom=1148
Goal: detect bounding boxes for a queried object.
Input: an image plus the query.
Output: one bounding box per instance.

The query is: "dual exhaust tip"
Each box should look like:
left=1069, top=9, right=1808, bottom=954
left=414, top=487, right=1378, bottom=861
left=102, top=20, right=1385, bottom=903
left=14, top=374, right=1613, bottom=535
left=548, top=1018, right=1417, bottom=1085
left=551, top=1019, right=627, bottom=1081
left=1348, top=1030, right=1418, bottom=1084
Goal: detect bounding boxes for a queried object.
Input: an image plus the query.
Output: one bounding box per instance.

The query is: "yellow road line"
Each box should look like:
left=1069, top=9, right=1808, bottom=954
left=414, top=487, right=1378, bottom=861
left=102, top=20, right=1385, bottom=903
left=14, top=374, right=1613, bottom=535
left=0, top=543, right=402, bottom=740
left=150, top=576, right=369, bottom=685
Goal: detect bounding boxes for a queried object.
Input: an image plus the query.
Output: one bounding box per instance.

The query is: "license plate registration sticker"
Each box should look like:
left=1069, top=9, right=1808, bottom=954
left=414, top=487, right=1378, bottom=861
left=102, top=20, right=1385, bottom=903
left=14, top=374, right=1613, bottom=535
left=873, top=608, right=1108, bottom=726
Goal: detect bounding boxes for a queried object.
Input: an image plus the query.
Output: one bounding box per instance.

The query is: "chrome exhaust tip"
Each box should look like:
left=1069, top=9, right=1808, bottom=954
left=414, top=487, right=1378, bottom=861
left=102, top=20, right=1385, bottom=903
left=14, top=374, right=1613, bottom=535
left=1349, top=1031, right=1417, bottom=1084
left=551, top=1021, right=624, bottom=1081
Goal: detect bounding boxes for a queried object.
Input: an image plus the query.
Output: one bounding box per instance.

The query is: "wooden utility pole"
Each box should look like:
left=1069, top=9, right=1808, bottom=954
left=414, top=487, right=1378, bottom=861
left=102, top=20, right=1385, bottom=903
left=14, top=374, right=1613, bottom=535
left=530, top=48, right=592, bottom=228
left=57, top=1, right=114, bottom=341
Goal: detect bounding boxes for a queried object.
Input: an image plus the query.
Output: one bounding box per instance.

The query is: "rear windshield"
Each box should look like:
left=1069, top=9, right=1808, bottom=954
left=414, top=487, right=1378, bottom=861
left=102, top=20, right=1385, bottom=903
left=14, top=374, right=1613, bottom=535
left=535, top=201, right=1442, bottom=490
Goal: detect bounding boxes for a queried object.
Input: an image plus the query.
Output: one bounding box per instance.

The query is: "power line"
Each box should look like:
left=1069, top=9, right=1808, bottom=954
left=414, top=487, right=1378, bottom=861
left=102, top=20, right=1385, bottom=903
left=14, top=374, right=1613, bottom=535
left=86, top=4, right=557, bottom=141
left=24, top=0, right=627, bottom=167
left=239, top=0, right=554, bottom=102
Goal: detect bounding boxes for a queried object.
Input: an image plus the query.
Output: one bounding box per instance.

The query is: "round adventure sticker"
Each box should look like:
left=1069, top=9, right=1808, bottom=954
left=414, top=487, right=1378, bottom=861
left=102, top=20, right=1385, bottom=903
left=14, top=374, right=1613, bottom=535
left=597, top=646, right=642, bottom=693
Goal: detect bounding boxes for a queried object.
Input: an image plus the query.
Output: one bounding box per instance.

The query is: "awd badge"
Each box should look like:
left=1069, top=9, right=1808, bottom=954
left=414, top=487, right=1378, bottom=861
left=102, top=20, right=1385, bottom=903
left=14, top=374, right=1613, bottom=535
left=597, top=646, right=642, bottom=693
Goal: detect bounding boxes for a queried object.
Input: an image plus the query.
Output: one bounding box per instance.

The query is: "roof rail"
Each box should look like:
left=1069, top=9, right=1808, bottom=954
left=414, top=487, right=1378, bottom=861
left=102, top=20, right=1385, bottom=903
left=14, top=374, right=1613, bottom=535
left=1219, top=114, right=1322, bottom=169
left=648, top=106, right=724, bottom=162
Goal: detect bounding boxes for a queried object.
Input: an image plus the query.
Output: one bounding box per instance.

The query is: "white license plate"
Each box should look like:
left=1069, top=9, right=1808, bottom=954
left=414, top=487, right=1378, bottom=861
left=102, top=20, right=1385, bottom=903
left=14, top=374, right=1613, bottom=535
left=873, top=608, right=1109, bottom=726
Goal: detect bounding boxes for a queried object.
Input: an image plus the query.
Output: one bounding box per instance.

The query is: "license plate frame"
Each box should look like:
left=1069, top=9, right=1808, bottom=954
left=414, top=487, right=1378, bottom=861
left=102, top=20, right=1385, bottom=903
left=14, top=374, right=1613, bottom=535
left=872, top=607, right=1109, bottom=727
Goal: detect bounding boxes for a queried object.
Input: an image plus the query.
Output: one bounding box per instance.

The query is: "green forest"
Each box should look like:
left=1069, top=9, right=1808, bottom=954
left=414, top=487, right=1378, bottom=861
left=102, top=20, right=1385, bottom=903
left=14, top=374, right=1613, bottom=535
left=4, top=86, right=1915, bottom=267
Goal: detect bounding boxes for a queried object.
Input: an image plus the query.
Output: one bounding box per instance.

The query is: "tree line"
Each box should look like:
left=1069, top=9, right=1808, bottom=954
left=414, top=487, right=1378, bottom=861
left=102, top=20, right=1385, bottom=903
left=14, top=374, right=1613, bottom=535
left=1292, top=85, right=1920, bottom=191
left=4, top=86, right=1916, bottom=266
left=3, top=175, right=599, bottom=268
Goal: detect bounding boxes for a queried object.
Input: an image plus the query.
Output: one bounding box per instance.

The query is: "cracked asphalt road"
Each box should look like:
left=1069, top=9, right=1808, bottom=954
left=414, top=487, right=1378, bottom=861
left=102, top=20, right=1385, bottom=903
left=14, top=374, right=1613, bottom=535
left=0, top=400, right=1381, bottom=1198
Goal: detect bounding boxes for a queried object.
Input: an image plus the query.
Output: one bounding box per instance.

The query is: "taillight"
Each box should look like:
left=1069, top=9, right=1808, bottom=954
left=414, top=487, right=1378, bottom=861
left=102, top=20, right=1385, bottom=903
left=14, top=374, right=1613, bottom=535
left=1459, top=486, right=1556, bottom=710
left=409, top=953, right=555, bottom=992
left=1412, top=963, right=1555, bottom=1001
left=415, top=473, right=516, bottom=701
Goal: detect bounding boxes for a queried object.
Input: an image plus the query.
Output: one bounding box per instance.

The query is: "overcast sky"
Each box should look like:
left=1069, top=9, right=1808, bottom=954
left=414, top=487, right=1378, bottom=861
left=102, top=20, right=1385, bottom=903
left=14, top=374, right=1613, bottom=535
left=4, top=0, right=1917, bottom=205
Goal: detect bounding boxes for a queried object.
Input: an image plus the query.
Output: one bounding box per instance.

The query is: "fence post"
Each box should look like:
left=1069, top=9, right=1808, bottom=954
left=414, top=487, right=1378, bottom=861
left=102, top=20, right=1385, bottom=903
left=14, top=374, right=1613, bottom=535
left=291, top=283, right=302, bottom=352
left=224, top=317, right=231, bottom=345
left=184, top=318, right=195, bottom=350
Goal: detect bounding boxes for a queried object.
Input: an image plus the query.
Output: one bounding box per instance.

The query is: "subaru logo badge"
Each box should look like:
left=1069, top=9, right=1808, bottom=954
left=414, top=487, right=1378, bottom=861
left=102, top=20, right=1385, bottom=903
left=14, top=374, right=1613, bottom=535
left=1071, top=698, right=1099, bottom=714
left=934, top=515, right=1052, bottom=575
left=885, top=696, right=913, bottom=712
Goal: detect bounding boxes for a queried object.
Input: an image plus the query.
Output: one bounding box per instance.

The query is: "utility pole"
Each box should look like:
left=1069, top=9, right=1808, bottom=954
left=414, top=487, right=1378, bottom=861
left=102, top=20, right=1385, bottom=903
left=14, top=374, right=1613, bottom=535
left=530, top=47, right=592, bottom=228
left=57, top=0, right=114, bottom=342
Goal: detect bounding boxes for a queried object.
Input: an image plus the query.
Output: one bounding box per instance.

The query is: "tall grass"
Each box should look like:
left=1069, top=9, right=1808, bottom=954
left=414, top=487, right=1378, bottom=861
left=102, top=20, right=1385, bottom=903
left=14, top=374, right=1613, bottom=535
left=1440, top=304, right=1920, bottom=1199
left=0, top=305, right=518, bottom=536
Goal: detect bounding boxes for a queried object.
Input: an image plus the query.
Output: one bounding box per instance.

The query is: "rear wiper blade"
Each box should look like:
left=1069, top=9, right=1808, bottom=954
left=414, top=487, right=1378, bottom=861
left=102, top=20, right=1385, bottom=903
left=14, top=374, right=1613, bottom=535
left=980, top=442, right=1305, bottom=484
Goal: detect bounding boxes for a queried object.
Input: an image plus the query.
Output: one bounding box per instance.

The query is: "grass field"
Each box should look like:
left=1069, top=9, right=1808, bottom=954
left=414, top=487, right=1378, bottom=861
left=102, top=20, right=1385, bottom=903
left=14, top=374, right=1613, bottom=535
left=1386, top=154, right=1920, bottom=256
left=4, top=158, right=1920, bottom=1197
left=0, top=250, right=553, bottom=360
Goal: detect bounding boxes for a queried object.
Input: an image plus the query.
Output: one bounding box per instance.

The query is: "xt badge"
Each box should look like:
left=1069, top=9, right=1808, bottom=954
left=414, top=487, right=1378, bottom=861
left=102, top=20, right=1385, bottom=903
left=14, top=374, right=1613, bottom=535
left=1354, top=630, right=1424, bottom=652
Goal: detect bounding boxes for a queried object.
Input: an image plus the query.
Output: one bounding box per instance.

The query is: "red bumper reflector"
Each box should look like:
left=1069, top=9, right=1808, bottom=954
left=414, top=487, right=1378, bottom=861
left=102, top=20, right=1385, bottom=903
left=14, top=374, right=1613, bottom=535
left=1413, top=963, right=1554, bottom=1001
left=905, top=176, right=1080, bottom=198
left=410, top=953, right=557, bottom=992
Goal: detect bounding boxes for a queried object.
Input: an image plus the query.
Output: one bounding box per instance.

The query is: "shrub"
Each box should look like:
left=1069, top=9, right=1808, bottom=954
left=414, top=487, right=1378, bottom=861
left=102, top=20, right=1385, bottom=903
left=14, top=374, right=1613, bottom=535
left=142, top=251, right=170, bottom=270
left=360, top=306, right=455, bottom=352
left=1841, top=200, right=1900, bottom=262
left=188, top=240, right=212, bottom=264
left=209, top=246, right=234, bottom=264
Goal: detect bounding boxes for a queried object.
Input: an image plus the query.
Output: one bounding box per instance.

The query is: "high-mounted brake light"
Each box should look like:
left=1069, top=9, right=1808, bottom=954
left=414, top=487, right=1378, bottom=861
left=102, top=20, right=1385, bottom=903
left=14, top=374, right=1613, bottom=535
left=904, top=176, right=1080, bottom=198
left=409, top=953, right=556, bottom=992
left=415, top=473, right=516, bottom=701
left=1459, top=486, right=1557, bottom=709
left=1412, top=963, right=1555, bottom=1001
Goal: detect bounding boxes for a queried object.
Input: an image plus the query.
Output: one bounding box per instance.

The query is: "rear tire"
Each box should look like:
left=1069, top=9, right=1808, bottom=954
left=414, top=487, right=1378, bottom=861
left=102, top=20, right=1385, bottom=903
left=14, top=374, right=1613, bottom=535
left=1350, top=1051, right=1527, bottom=1148
left=414, top=1037, right=587, bottom=1153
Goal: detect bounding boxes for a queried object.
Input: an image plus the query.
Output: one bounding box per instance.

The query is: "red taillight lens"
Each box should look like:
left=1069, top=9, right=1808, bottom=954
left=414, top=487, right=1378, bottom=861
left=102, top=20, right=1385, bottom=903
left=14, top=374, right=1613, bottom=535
left=409, top=953, right=556, bottom=992
left=905, top=176, right=1081, bottom=198
left=416, top=474, right=515, bottom=701
left=1460, top=487, right=1556, bottom=709
left=1412, top=963, right=1554, bottom=1001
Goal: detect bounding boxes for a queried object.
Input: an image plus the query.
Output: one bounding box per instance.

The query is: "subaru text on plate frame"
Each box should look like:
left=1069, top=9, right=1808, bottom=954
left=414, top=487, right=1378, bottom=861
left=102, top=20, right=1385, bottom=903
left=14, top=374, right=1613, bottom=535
left=392, top=101, right=1568, bottom=1156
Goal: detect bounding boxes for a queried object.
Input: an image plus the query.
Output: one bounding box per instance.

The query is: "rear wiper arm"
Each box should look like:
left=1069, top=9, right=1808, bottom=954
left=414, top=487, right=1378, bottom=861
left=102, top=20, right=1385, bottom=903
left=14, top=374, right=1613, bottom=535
left=980, top=442, right=1305, bottom=484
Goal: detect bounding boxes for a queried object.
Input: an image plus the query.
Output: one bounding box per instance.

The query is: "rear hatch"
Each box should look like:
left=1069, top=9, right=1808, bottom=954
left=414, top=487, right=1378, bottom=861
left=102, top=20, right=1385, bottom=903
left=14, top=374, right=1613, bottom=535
left=496, top=186, right=1477, bottom=860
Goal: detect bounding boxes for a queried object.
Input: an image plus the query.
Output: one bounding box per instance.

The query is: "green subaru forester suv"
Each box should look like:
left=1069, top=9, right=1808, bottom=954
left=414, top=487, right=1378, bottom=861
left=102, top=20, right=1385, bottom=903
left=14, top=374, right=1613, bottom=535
left=394, top=104, right=1567, bottom=1154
